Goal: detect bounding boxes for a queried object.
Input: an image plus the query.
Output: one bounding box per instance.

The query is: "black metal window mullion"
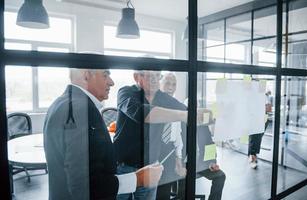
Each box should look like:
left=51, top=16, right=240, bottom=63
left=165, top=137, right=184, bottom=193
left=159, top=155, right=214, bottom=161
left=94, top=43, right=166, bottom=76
left=223, top=19, right=226, bottom=63
left=251, top=10, right=254, bottom=65
left=271, top=0, right=283, bottom=198
left=186, top=0, right=198, bottom=199
left=0, top=0, right=11, bottom=199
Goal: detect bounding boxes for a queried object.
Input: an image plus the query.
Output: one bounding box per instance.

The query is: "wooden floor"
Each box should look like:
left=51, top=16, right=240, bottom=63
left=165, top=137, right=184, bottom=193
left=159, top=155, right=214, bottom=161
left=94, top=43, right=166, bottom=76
left=11, top=146, right=307, bottom=200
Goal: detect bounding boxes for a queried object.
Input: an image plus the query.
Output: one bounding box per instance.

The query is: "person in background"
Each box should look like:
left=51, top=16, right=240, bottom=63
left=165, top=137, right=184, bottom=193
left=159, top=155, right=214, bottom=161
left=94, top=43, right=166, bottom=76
left=162, top=73, right=226, bottom=200
left=44, top=68, right=163, bottom=200
left=248, top=90, right=273, bottom=169
left=157, top=73, right=186, bottom=199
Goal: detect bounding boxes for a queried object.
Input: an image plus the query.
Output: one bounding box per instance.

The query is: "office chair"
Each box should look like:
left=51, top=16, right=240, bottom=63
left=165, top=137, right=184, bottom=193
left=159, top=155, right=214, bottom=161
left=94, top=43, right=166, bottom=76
left=101, top=107, right=118, bottom=127
left=7, top=112, right=47, bottom=183
left=7, top=112, right=32, bottom=140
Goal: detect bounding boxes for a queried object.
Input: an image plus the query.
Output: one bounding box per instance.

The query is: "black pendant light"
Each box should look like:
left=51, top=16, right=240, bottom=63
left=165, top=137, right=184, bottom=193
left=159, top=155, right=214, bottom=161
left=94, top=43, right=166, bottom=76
left=16, top=0, right=50, bottom=29
left=116, top=0, right=140, bottom=39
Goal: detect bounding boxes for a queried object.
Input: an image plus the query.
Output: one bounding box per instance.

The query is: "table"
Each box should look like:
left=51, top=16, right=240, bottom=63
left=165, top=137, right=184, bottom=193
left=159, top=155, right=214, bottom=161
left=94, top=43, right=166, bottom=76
left=8, top=133, right=47, bottom=193
left=8, top=134, right=46, bottom=168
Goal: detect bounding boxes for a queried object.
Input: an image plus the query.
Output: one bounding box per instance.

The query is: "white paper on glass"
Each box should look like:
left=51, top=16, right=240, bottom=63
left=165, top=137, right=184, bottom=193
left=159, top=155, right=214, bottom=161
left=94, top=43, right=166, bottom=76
left=213, top=80, right=266, bottom=141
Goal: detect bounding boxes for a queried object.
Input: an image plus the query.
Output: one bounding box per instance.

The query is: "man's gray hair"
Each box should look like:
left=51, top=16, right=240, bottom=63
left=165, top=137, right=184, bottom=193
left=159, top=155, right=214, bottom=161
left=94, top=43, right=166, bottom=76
left=160, top=72, right=176, bottom=82
left=70, top=68, right=104, bottom=83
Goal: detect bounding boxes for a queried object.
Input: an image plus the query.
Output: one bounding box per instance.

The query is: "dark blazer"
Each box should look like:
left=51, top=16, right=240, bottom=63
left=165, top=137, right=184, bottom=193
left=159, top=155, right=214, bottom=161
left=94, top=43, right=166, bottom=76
left=44, top=85, right=118, bottom=200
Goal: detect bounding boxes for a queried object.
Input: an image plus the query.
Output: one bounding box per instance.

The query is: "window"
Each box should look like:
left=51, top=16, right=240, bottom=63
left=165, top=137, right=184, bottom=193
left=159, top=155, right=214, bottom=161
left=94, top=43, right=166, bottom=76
left=104, top=25, right=173, bottom=58
left=5, top=66, right=33, bottom=112
left=4, top=11, right=73, bottom=112
left=103, top=25, right=173, bottom=107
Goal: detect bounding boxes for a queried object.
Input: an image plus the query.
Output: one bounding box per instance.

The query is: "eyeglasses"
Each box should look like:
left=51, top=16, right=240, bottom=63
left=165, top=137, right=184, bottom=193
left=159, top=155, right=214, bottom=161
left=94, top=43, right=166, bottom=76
left=139, top=72, right=162, bottom=80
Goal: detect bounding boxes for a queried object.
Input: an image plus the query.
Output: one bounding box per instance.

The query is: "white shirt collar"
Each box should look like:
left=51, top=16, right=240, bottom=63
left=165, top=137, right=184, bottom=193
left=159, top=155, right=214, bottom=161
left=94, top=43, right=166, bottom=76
left=71, top=84, right=103, bottom=112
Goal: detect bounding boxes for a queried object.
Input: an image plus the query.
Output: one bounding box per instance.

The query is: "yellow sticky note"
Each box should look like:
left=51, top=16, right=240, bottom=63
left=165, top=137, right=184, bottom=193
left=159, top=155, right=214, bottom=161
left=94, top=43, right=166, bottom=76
left=204, top=144, right=216, bottom=161
left=264, top=114, right=268, bottom=123
left=243, top=75, right=252, bottom=82
left=243, top=75, right=252, bottom=89
left=203, top=112, right=210, bottom=124
left=240, top=135, right=249, bottom=144
left=209, top=103, right=218, bottom=118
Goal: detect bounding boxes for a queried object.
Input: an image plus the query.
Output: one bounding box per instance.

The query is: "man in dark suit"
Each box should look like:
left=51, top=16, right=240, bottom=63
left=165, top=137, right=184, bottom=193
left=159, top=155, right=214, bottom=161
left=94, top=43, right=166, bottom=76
left=44, top=68, right=163, bottom=200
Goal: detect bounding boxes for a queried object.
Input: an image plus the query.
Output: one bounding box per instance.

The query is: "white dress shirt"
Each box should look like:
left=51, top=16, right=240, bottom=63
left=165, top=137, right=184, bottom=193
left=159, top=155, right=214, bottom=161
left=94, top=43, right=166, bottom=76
left=72, top=84, right=137, bottom=194
left=170, top=121, right=184, bottom=159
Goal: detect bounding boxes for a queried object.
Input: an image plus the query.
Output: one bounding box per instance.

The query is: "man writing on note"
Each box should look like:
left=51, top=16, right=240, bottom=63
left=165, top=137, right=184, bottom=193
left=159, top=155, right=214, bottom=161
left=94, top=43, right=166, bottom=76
left=44, top=68, right=163, bottom=200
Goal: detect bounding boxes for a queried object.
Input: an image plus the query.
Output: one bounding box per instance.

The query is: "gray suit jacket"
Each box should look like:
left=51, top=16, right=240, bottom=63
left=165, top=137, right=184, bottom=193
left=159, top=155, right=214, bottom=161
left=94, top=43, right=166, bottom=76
left=44, top=85, right=118, bottom=200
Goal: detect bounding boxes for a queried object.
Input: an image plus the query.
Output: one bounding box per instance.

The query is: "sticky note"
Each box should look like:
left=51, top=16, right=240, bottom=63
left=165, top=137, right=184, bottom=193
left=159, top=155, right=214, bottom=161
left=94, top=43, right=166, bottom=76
left=204, top=144, right=216, bottom=161
left=243, top=75, right=252, bottom=82
left=264, top=114, right=268, bottom=123
left=209, top=103, right=218, bottom=118
left=203, top=112, right=210, bottom=124
left=243, top=75, right=252, bottom=89
left=240, top=135, right=249, bottom=144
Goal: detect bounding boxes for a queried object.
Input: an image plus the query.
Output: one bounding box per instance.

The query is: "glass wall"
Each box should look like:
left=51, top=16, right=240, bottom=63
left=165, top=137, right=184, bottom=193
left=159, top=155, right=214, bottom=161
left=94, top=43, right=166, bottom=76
left=284, top=0, right=307, bottom=69
left=4, top=0, right=188, bottom=60
left=2, top=0, right=307, bottom=199
left=277, top=76, right=307, bottom=194
left=194, top=72, right=274, bottom=200
left=198, top=1, right=278, bottom=67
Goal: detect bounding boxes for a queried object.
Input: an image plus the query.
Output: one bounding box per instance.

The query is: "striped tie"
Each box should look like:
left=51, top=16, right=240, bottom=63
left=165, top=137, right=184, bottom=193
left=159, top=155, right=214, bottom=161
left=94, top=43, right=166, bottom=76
left=162, top=123, right=172, bottom=144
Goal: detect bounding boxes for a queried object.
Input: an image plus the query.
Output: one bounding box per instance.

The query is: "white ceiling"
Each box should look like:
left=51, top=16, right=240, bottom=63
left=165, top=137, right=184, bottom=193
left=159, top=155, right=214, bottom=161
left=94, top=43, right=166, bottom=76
left=64, top=0, right=254, bottom=21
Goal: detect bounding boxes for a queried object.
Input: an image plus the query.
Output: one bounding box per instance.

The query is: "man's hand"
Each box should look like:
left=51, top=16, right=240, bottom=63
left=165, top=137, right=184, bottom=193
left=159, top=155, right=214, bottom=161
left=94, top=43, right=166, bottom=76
left=175, top=158, right=186, bottom=177
left=209, top=163, right=220, bottom=172
left=136, top=163, right=164, bottom=188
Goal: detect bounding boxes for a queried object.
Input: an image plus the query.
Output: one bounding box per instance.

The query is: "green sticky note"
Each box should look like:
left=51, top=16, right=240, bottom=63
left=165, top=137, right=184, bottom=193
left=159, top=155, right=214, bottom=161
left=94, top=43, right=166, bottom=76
left=209, top=102, right=218, bottom=118
left=243, top=75, right=252, bottom=82
left=240, top=135, right=249, bottom=144
left=204, top=144, right=216, bottom=161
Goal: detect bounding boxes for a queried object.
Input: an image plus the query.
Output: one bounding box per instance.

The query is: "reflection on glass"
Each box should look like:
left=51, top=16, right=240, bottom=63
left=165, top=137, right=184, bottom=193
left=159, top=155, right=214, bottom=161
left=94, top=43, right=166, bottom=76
left=200, top=20, right=225, bottom=62
left=205, top=21, right=225, bottom=47
left=278, top=76, right=307, bottom=193
left=195, top=73, right=274, bottom=199
left=226, top=42, right=251, bottom=64
left=253, top=39, right=276, bottom=67
left=288, top=1, right=307, bottom=34
left=283, top=0, right=307, bottom=69
left=254, top=6, right=276, bottom=39
left=286, top=33, right=307, bottom=69
left=226, top=13, right=251, bottom=43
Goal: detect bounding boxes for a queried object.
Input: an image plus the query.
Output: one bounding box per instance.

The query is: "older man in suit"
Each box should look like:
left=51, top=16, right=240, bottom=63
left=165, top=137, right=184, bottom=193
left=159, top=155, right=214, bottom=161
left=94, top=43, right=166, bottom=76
left=44, top=68, right=163, bottom=200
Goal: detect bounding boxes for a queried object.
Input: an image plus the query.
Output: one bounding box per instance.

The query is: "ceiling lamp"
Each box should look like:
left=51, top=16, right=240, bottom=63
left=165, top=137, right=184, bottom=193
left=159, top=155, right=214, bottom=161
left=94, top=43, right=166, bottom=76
left=182, top=18, right=206, bottom=40
left=16, top=0, right=50, bottom=29
left=116, top=0, right=140, bottom=39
